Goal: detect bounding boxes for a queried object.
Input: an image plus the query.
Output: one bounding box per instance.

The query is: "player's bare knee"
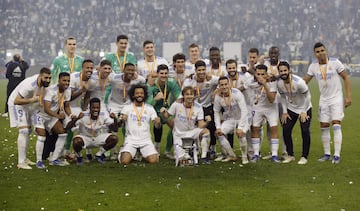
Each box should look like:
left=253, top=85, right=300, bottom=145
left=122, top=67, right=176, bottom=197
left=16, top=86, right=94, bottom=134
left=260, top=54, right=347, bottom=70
left=73, top=137, right=84, bottom=152
left=146, top=154, right=158, bottom=164
left=120, top=152, right=132, bottom=164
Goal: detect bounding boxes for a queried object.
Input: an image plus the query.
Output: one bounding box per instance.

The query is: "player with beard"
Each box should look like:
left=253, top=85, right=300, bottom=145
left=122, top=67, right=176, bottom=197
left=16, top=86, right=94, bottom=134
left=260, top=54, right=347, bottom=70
left=70, top=97, right=119, bottom=165
left=8, top=67, right=52, bottom=169
left=225, top=59, right=254, bottom=160
left=119, top=84, right=161, bottom=164
left=34, top=72, right=80, bottom=167
left=213, top=77, right=249, bottom=163
left=304, top=42, right=351, bottom=164
left=277, top=61, right=312, bottom=165
left=160, top=86, right=211, bottom=165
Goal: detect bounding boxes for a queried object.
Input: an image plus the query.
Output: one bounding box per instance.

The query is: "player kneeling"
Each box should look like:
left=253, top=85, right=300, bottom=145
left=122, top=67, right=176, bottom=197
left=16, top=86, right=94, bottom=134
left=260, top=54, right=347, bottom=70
left=119, top=84, right=161, bottom=165
left=71, top=97, right=119, bottom=165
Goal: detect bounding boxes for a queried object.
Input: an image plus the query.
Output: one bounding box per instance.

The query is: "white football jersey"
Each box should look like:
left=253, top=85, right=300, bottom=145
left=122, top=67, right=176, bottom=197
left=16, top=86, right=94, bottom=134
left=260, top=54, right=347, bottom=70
left=137, top=56, right=169, bottom=79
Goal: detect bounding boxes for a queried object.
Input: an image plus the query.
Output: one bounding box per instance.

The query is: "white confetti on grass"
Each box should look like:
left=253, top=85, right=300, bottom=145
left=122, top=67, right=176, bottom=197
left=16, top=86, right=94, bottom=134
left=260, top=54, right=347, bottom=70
left=125, top=192, right=130, bottom=196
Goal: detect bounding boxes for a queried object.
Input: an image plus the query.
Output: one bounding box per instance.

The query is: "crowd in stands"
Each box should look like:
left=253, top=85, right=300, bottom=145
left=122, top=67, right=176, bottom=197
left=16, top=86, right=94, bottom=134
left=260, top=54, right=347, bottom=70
left=1, top=0, right=359, bottom=66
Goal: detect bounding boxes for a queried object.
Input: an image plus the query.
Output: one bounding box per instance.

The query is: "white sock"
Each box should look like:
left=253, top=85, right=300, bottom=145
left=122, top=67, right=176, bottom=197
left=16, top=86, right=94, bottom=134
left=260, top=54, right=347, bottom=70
left=96, top=147, right=106, bottom=156
left=86, top=148, right=92, bottom=155
left=271, top=138, right=279, bottom=156
left=17, top=129, right=30, bottom=164
left=333, top=124, right=342, bottom=157
left=321, top=127, right=331, bottom=155
left=36, top=136, right=46, bottom=162
left=154, top=142, right=160, bottom=153
left=52, top=133, right=67, bottom=161
left=251, top=138, right=260, bottom=156
left=239, top=136, right=247, bottom=158
left=200, top=134, right=209, bottom=158
left=246, top=131, right=253, bottom=156
left=218, top=136, right=235, bottom=157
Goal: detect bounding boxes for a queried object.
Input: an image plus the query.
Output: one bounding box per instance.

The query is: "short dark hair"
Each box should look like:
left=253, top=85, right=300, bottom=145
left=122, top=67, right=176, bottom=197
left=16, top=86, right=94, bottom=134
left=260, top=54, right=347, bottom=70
left=40, top=67, right=51, bottom=75
left=117, top=35, right=128, bottom=42
left=255, top=64, right=268, bottom=72
left=157, top=64, right=169, bottom=73
left=124, top=63, right=135, bottom=69
left=173, top=53, right=186, bottom=63
left=59, top=72, right=70, bottom=79
left=90, top=97, right=101, bottom=106
left=314, top=42, right=325, bottom=50
left=82, top=59, right=94, bottom=67
left=218, top=76, right=229, bottom=83
left=248, top=48, right=259, bottom=55
left=128, top=84, right=148, bottom=101
left=143, top=40, right=154, bottom=48
left=225, top=59, right=237, bottom=67
left=278, top=61, right=290, bottom=70
left=100, top=59, right=112, bottom=67
left=209, top=46, right=220, bottom=52
left=195, top=60, right=206, bottom=69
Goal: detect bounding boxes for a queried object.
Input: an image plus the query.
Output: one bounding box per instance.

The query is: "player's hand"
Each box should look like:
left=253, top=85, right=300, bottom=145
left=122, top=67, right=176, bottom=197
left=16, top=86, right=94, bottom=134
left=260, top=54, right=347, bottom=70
left=120, top=114, right=127, bottom=121
left=109, top=112, right=116, bottom=119
left=58, top=112, right=66, bottom=120
left=132, top=72, right=138, bottom=80
left=154, top=92, right=164, bottom=101
left=345, top=97, right=352, bottom=108
left=206, top=74, right=212, bottom=81
left=281, top=113, right=291, bottom=124
left=236, top=128, right=245, bottom=138
left=160, top=107, right=167, bottom=114
left=81, top=84, right=88, bottom=93
left=215, top=129, right=223, bottom=137
left=299, top=112, right=310, bottom=123
left=205, top=115, right=211, bottom=122
left=77, top=112, right=84, bottom=119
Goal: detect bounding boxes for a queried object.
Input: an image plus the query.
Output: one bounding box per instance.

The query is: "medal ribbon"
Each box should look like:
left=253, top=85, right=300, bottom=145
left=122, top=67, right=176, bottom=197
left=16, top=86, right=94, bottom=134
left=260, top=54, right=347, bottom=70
left=319, top=58, right=328, bottom=81
left=133, top=102, right=145, bottom=124
left=68, top=57, right=75, bottom=73
left=145, top=57, right=156, bottom=76
left=57, top=89, right=66, bottom=111
left=116, top=52, right=127, bottom=72
left=184, top=103, right=194, bottom=125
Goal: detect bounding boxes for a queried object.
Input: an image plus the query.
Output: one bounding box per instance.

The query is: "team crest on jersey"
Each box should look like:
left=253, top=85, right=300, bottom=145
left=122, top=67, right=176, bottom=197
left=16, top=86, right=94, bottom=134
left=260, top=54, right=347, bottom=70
left=328, top=65, right=332, bottom=70
left=205, top=84, right=210, bottom=88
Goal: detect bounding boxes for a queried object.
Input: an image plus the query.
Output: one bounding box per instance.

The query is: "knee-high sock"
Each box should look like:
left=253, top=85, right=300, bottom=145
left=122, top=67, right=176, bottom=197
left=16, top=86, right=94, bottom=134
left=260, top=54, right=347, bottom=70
left=36, top=136, right=46, bottom=162
left=218, top=135, right=235, bottom=157
left=200, top=134, right=210, bottom=158
left=239, top=136, right=247, bottom=158
left=252, top=138, right=260, bottom=156
left=333, top=124, right=342, bottom=157
left=321, top=127, right=331, bottom=155
left=246, top=131, right=253, bottom=156
left=52, top=133, right=67, bottom=161
left=64, top=129, right=73, bottom=151
left=165, top=130, right=173, bottom=152
left=17, top=129, right=30, bottom=164
left=271, top=138, right=279, bottom=156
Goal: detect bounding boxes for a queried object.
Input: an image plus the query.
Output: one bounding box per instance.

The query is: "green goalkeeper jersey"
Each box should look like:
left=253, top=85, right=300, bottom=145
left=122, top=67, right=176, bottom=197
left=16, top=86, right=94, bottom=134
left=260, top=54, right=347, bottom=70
left=103, top=51, right=137, bottom=73
left=50, top=54, right=84, bottom=84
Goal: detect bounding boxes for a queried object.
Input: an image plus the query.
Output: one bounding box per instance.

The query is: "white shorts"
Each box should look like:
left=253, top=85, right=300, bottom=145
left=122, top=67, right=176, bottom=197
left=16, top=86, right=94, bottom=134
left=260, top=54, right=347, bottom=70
left=34, top=112, right=71, bottom=133
left=120, top=138, right=157, bottom=158
left=220, top=119, right=239, bottom=135
left=252, top=105, right=279, bottom=127
left=9, top=105, right=36, bottom=128
left=107, top=101, right=126, bottom=116
left=318, top=100, right=344, bottom=122
left=74, top=133, right=112, bottom=149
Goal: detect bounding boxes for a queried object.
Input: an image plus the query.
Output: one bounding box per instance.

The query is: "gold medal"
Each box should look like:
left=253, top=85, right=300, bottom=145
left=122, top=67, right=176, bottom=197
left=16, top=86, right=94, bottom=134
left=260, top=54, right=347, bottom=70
left=138, top=122, right=142, bottom=126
